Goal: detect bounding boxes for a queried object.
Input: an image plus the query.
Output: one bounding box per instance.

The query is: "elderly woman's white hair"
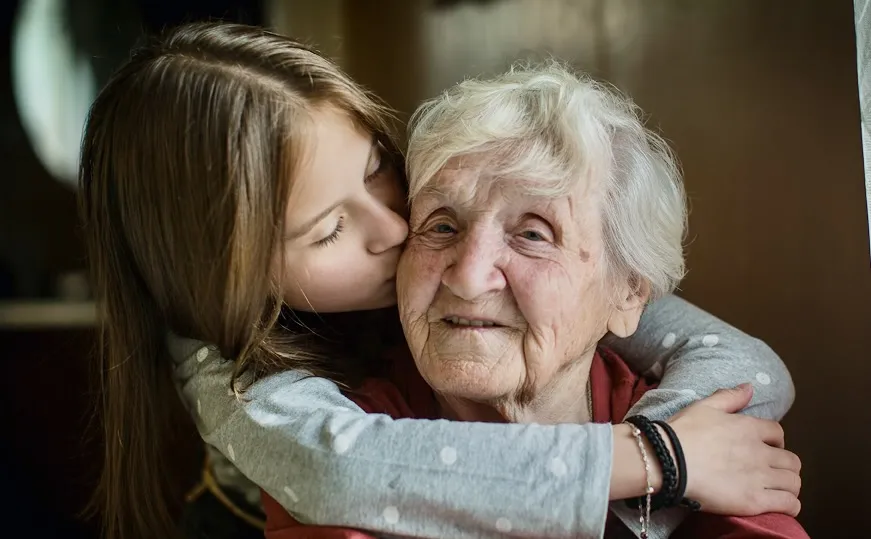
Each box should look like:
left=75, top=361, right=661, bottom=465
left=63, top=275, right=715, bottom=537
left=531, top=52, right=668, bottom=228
left=406, top=60, right=687, bottom=301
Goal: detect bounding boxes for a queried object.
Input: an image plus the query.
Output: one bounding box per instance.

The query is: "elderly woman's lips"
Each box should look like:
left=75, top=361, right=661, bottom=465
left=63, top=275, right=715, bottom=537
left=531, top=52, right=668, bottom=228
left=442, top=316, right=501, bottom=328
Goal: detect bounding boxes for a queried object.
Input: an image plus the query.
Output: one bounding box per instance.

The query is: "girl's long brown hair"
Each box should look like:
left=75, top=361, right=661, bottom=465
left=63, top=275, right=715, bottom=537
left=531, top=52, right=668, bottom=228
left=79, top=22, right=401, bottom=539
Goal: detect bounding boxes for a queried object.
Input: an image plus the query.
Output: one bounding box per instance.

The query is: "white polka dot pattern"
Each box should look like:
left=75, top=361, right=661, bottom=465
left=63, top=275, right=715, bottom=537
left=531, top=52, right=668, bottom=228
left=333, top=434, right=353, bottom=454
left=196, top=346, right=209, bottom=362
left=383, top=506, right=400, bottom=524
left=661, top=332, right=677, bottom=348
left=283, top=485, right=300, bottom=503
left=327, top=418, right=368, bottom=455
left=755, top=372, right=771, bottom=385
left=548, top=456, right=568, bottom=477
left=496, top=517, right=513, bottom=532
left=249, top=408, right=285, bottom=426
left=440, top=446, right=458, bottom=465
left=702, top=334, right=719, bottom=347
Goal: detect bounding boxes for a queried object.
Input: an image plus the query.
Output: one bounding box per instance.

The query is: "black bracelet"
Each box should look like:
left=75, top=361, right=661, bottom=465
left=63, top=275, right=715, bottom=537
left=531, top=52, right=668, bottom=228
left=624, top=415, right=678, bottom=512
left=652, top=420, right=687, bottom=506
left=653, top=420, right=700, bottom=511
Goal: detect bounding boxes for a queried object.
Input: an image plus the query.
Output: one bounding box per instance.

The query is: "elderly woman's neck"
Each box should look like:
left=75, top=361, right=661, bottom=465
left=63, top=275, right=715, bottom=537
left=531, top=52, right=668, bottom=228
left=436, top=355, right=596, bottom=425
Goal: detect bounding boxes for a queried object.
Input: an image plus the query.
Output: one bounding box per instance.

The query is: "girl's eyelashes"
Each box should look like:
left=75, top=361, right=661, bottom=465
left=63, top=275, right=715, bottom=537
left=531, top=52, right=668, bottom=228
left=314, top=216, right=344, bottom=247
left=364, top=144, right=391, bottom=184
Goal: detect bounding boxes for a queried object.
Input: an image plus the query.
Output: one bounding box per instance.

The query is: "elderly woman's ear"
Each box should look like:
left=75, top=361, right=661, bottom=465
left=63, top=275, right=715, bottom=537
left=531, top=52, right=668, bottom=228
left=607, top=275, right=651, bottom=338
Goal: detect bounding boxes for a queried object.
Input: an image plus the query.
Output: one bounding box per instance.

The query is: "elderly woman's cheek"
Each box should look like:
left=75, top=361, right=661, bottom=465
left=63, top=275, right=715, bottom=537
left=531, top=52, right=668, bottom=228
left=395, top=251, right=417, bottom=314
left=513, top=263, right=571, bottom=312
left=397, top=245, right=441, bottom=316
left=526, top=263, right=612, bottom=356
left=513, top=264, right=583, bottom=338
left=397, top=245, right=443, bottom=363
left=403, top=241, right=442, bottom=278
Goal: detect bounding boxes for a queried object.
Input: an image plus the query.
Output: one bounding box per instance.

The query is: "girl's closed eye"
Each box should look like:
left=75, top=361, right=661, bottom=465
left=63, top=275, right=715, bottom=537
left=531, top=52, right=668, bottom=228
left=364, top=144, right=391, bottom=184
left=315, top=216, right=344, bottom=247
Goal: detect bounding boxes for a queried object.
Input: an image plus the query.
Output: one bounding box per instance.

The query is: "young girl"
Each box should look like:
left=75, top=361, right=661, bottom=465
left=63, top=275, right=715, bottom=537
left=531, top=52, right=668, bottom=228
left=80, top=22, right=800, bottom=539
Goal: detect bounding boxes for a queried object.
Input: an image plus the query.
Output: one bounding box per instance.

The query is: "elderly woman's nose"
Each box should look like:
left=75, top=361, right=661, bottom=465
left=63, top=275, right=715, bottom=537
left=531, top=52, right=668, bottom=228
left=366, top=203, right=408, bottom=254
left=441, top=233, right=507, bottom=301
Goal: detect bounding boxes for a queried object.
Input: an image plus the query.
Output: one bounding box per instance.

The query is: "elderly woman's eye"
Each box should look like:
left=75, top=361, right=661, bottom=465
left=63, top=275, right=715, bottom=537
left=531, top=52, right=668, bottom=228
left=520, top=230, right=547, bottom=242
left=432, top=223, right=457, bottom=234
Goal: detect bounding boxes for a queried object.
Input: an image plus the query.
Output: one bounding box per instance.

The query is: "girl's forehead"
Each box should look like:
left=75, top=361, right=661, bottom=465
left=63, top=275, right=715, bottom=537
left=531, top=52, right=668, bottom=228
left=282, top=108, right=374, bottom=232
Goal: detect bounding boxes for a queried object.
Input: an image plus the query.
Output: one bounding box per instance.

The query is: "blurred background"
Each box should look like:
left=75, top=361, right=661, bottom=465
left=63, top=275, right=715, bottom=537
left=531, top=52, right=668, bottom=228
left=0, top=0, right=868, bottom=537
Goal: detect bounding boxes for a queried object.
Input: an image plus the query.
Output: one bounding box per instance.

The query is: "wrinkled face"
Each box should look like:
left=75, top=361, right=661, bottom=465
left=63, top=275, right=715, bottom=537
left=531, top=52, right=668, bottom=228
left=278, top=106, right=408, bottom=312
left=398, top=155, right=638, bottom=405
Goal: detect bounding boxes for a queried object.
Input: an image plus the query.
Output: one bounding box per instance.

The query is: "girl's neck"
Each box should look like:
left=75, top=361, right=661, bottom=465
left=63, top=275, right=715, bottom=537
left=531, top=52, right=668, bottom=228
left=280, top=306, right=404, bottom=383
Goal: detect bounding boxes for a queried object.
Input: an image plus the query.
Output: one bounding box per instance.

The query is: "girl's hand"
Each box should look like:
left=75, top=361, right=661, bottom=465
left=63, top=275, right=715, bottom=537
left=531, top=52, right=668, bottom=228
left=668, top=384, right=802, bottom=517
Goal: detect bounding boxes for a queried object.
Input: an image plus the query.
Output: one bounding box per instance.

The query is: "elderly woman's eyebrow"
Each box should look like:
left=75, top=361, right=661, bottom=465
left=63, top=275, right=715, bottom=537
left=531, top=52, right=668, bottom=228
left=412, top=184, right=450, bottom=203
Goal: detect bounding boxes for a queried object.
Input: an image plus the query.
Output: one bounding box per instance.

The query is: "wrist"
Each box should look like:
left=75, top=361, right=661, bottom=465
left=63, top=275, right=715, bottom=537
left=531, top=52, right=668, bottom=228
left=610, top=423, right=664, bottom=501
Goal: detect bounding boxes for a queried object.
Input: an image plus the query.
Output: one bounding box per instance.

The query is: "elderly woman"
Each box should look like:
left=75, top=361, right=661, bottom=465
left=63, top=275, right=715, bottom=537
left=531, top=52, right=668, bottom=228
left=261, top=63, right=807, bottom=538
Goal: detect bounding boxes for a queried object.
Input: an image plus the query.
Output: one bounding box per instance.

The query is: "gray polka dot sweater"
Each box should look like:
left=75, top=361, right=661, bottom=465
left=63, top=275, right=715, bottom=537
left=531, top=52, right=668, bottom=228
left=169, top=295, right=793, bottom=539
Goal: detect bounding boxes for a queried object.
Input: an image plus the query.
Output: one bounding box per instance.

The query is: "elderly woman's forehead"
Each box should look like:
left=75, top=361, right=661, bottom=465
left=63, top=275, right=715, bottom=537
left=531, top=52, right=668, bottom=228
left=413, top=174, right=584, bottom=225
left=415, top=161, right=486, bottom=196
left=420, top=166, right=515, bottom=206
left=418, top=160, right=592, bottom=204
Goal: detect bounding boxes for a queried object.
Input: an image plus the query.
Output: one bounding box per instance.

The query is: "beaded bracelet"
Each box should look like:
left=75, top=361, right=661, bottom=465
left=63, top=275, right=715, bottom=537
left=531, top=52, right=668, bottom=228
left=625, top=415, right=679, bottom=512
left=627, top=423, right=653, bottom=538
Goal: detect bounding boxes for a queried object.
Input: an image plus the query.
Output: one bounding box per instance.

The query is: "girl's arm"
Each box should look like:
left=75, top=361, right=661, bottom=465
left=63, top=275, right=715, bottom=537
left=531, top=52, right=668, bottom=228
left=169, top=294, right=795, bottom=539
left=605, top=294, right=794, bottom=537
left=172, top=337, right=613, bottom=538
left=608, top=294, right=793, bottom=420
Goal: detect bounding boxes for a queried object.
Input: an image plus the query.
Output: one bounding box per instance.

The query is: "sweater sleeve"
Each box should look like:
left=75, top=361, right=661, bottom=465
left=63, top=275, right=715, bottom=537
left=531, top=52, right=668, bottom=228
left=604, top=294, right=795, bottom=538
left=170, top=337, right=614, bottom=539
left=169, top=294, right=792, bottom=539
